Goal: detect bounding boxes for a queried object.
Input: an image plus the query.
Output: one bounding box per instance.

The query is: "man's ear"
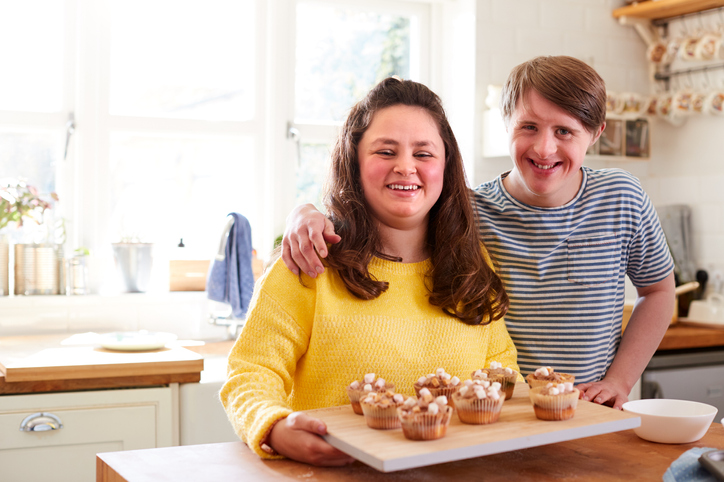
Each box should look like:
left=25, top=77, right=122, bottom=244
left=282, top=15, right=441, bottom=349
left=590, top=122, right=605, bottom=146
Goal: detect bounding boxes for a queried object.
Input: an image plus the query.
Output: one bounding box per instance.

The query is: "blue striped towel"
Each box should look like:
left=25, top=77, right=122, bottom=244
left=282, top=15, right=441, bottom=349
left=206, top=213, right=255, bottom=318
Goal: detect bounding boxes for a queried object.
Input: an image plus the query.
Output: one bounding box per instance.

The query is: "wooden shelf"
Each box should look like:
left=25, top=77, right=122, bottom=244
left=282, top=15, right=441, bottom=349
left=586, top=155, right=649, bottom=162
left=613, top=0, right=724, bottom=20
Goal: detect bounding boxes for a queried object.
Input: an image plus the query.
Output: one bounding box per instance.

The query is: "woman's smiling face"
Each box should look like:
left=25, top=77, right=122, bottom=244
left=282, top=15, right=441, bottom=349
left=504, top=89, right=604, bottom=207
left=357, top=104, right=445, bottom=232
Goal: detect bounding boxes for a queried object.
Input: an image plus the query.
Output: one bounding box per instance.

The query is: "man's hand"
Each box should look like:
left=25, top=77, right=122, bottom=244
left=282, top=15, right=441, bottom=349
left=281, top=204, right=341, bottom=278
left=578, top=272, right=676, bottom=411
left=267, top=412, right=355, bottom=466
left=576, top=377, right=629, bottom=410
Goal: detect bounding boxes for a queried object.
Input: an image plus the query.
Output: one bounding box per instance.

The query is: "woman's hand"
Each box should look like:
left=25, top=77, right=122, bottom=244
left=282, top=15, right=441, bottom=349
left=267, top=412, right=355, bottom=466
left=281, top=204, right=341, bottom=278
left=576, top=377, right=629, bottom=410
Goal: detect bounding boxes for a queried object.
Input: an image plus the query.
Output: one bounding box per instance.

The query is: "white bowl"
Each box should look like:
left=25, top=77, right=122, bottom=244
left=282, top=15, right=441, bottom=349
left=622, top=399, right=718, bottom=444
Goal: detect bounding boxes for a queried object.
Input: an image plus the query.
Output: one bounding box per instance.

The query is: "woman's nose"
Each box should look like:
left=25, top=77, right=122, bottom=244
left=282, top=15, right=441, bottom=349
left=533, top=132, right=557, bottom=159
left=393, top=154, right=417, bottom=176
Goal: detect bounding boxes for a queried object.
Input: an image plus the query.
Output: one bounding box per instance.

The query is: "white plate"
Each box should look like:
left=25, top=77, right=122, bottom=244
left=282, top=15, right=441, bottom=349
left=99, top=331, right=177, bottom=351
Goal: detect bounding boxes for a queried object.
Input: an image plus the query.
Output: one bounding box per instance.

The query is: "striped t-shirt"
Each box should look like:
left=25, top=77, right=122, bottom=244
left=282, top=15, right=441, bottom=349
left=473, top=167, right=674, bottom=384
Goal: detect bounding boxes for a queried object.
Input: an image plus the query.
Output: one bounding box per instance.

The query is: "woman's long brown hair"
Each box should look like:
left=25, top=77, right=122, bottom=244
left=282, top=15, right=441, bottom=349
left=323, top=78, right=509, bottom=325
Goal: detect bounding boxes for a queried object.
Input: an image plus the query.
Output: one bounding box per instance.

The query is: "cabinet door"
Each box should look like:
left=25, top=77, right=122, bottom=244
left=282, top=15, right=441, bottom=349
left=0, top=387, right=174, bottom=482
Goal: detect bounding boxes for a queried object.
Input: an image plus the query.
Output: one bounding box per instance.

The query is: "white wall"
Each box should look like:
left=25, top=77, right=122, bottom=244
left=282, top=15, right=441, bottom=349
left=644, top=116, right=724, bottom=290
left=474, top=0, right=724, bottom=293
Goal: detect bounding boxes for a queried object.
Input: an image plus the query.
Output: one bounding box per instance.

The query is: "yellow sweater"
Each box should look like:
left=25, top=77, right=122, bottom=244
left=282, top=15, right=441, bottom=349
left=220, top=256, right=518, bottom=459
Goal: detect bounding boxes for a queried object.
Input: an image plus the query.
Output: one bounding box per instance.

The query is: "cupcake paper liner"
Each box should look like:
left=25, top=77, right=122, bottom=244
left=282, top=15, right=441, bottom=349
left=397, top=406, right=453, bottom=441
left=453, top=394, right=505, bottom=425
left=360, top=403, right=402, bottom=430
left=529, top=386, right=579, bottom=421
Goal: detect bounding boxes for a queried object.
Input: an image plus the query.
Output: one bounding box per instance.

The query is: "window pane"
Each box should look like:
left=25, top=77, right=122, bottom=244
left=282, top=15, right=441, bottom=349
left=0, top=1, right=64, bottom=112
left=109, top=134, right=256, bottom=257
left=0, top=130, right=60, bottom=194
left=109, top=0, right=255, bottom=121
left=296, top=142, right=331, bottom=210
left=295, top=2, right=412, bottom=123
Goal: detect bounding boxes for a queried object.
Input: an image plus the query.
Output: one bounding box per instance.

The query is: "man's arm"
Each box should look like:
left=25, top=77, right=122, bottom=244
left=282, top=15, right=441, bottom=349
left=281, top=204, right=340, bottom=278
left=577, top=272, right=676, bottom=409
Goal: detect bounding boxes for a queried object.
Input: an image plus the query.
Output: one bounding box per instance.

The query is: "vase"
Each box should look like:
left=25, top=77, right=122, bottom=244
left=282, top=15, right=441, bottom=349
left=112, top=243, right=153, bottom=293
left=14, top=243, right=61, bottom=295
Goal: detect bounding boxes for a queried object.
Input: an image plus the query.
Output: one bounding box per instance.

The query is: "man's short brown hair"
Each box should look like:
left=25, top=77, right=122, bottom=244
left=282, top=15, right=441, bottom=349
left=500, top=56, right=606, bottom=134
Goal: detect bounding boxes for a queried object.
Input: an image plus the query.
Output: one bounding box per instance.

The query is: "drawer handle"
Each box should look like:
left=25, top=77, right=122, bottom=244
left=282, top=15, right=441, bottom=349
left=19, top=412, right=64, bottom=432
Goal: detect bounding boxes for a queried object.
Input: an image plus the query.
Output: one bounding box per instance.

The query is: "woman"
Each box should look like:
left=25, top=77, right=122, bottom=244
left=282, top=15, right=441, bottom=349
left=220, top=78, right=517, bottom=466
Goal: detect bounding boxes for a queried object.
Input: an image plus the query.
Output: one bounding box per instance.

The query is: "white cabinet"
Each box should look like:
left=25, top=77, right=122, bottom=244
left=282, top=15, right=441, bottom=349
left=0, top=386, right=176, bottom=482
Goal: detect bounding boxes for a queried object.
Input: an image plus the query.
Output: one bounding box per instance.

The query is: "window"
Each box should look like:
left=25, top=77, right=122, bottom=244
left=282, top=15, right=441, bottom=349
left=0, top=0, right=67, bottom=242
left=105, top=0, right=258, bottom=254
left=0, top=0, right=444, bottom=294
left=291, top=0, right=429, bottom=209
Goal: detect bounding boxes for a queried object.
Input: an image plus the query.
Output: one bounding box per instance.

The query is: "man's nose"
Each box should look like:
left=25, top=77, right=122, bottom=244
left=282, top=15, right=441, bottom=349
left=533, top=131, right=557, bottom=159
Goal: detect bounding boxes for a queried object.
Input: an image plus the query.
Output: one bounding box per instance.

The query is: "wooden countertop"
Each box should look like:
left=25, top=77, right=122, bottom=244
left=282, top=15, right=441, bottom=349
left=97, top=423, right=724, bottom=481
left=659, top=323, right=724, bottom=351
left=0, top=334, right=205, bottom=395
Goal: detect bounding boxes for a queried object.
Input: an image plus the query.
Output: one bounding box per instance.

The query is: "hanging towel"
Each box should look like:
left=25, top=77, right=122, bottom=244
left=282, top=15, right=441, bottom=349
left=658, top=204, right=696, bottom=282
left=206, top=213, right=255, bottom=318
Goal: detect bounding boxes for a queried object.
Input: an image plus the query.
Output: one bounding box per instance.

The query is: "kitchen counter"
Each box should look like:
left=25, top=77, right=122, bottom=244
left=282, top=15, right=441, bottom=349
left=658, top=323, right=724, bottom=351
left=2, top=322, right=722, bottom=395
left=97, top=423, right=724, bottom=481
left=0, top=334, right=205, bottom=395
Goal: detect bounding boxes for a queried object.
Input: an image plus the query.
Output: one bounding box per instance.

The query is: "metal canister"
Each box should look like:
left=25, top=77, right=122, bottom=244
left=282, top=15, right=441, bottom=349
left=0, top=240, right=8, bottom=296
left=14, top=244, right=61, bottom=295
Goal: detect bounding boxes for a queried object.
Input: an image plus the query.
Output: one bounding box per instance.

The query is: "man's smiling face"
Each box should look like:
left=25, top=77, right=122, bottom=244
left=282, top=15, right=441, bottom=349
left=503, top=89, right=604, bottom=208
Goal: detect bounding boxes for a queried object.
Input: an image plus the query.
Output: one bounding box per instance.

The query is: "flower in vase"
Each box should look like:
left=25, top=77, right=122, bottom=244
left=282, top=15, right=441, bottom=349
left=0, top=179, right=59, bottom=232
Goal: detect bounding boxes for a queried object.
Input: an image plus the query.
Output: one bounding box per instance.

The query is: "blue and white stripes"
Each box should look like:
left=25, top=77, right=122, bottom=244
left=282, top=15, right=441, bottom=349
left=473, top=167, right=673, bottom=383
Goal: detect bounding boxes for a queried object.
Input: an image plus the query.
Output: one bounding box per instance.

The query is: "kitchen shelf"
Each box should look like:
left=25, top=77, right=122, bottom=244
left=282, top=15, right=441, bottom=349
left=653, top=62, right=724, bottom=80
left=613, top=0, right=724, bottom=20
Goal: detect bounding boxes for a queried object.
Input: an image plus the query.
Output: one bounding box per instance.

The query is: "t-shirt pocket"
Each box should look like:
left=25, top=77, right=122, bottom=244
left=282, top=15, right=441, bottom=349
left=567, top=233, right=620, bottom=286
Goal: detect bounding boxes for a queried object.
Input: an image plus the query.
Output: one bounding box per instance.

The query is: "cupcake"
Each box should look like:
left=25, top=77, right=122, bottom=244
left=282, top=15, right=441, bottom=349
left=360, top=390, right=407, bottom=430
left=397, top=389, right=453, bottom=441
left=346, top=373, right=394, bottom=415
left=413, top=368, right=461, bottom=405
left=525, top=366, right=575, bottom=389
left=471, top=361, right=519, bottom=400
left=529, top=382, right=579, bottom=421
left=452, top=379, right=505, bottom=424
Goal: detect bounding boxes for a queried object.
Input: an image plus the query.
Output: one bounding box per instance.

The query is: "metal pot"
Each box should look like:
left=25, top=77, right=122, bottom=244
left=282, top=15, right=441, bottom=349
left=112, top=243, right=153, bottom=293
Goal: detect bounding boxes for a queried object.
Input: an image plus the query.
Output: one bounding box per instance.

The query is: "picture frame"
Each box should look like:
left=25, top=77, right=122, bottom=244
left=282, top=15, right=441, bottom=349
left=625, top=118, right=650, bottom=158
left=599, top=119, right=623, bottom=157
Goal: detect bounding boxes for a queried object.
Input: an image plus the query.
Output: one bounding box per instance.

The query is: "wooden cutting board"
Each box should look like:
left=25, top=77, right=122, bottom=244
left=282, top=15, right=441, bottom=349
left=0, top=345, right=204, bottom=383
left=310, top=382, right=640, bottom=472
